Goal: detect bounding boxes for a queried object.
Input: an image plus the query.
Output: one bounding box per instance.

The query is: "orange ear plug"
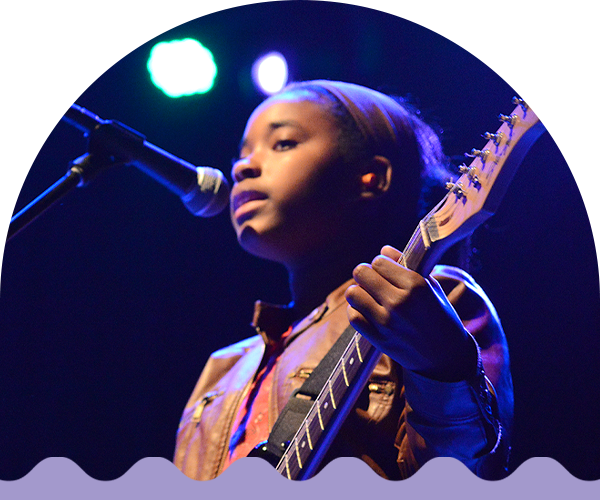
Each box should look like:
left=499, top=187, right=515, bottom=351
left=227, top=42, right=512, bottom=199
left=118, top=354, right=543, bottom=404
left=361, top=173, right=378, bottom=189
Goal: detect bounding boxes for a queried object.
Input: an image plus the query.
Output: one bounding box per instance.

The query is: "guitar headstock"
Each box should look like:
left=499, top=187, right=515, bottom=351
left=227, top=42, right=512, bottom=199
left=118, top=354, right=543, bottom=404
left=425, top=97, right=546, bottom=254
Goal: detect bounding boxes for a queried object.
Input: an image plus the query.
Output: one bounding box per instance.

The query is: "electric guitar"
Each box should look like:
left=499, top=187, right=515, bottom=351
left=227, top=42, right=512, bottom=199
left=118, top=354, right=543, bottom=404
left=256, top=98, right=546, bottom=479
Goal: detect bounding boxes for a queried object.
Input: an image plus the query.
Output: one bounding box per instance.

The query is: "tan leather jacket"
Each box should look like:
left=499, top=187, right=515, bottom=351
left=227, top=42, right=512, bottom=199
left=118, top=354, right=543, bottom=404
left=173, top=265, right=513, bottom=480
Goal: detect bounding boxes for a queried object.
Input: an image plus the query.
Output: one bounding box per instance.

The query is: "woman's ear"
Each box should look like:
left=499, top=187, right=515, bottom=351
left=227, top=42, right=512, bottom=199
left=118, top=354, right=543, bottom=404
left=358, top=155, right=392, bottom=198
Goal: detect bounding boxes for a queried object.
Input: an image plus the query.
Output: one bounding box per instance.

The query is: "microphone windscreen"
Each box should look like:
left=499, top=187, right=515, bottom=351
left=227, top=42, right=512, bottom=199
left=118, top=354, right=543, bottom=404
left=181, top=167, right=230, bottom=217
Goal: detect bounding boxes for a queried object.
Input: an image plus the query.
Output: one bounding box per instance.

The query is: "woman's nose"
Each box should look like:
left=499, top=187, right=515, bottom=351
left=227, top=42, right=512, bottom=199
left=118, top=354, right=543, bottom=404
left=231, top=157, right=261, bottom=183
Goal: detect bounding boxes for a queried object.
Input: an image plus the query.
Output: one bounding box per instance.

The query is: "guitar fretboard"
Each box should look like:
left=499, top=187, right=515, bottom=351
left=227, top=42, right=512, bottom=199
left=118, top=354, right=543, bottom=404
left=275, top=331, right=378, bottom=479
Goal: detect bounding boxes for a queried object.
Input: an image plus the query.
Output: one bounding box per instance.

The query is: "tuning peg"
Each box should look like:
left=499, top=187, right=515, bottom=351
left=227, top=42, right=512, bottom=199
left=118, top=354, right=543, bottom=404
left=445, top=181, right=466, bottom=198
left=466, top=148, right=491, bottom=161
left=512, top=96, right=528, bottom=112
left=483, top=131, right=504, bottom=145
left=498, top=113, right=518, bottom=127
left=458, top=164, right=480, bottom=186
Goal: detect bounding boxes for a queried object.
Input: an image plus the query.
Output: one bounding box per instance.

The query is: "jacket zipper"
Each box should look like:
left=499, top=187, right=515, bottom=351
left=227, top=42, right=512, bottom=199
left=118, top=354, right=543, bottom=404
left=190, top=390, right=223, bottom=426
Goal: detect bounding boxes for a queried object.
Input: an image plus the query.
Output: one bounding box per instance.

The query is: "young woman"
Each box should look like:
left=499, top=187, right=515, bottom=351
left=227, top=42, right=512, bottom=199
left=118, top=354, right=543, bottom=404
left=173, top=80, right=513, bottom=480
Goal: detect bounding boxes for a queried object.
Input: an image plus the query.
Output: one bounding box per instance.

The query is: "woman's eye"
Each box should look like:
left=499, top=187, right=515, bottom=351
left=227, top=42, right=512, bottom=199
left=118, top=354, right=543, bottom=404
left=274, top=140, right=297, bottom=151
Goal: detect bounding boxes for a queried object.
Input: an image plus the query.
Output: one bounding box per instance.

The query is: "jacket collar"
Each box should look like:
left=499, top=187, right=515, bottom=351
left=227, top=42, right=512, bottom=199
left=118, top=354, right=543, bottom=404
left=251, top=278, right=354, bottom=347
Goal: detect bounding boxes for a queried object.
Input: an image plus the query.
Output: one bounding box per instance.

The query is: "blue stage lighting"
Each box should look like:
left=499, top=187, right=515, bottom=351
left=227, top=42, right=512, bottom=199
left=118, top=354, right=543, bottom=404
left=252, top=52, right=288, bottom=95
left=147, top=38, right=217, bottom=98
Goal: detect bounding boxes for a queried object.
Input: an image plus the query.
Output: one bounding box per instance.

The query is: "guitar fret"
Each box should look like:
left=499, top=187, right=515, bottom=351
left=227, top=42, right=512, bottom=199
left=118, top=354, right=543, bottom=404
left=285, top=454, right=291, bottom=479
left=304, top=420, right=313, bottom=449
left=328, top=379, right=337, bottom=409
left=354, top=335, right=363, bottom=363
left=295, top=441, right=303, bottom=469
left=307, top=409, right=322, bottom=445
left=316, top=402, right=325, bottom=430
left=341, top=360, right=349, bottom=386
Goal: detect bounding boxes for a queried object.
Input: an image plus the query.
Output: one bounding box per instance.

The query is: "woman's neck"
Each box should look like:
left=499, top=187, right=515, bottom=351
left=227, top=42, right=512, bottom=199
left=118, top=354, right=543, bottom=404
left=285, top=239, right=379, bottom=322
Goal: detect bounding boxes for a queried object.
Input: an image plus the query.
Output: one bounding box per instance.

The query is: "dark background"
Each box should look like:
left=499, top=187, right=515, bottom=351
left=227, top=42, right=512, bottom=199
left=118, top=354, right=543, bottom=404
left=1, top=2, right=598, bottom=480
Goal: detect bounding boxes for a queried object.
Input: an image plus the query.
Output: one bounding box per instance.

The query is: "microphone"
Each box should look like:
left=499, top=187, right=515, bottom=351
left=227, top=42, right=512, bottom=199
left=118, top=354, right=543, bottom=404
left=62, top=104, right=230, bottom=217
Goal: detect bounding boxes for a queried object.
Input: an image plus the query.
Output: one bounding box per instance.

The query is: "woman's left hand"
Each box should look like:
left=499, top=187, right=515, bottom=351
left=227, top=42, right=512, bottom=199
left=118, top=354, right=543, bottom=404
left=345, top=245, right=478, bottom=382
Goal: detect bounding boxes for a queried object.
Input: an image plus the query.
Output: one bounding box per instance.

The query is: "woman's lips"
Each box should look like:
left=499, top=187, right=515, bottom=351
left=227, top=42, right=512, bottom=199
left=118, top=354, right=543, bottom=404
left=231, top=190, right=267, bottom=221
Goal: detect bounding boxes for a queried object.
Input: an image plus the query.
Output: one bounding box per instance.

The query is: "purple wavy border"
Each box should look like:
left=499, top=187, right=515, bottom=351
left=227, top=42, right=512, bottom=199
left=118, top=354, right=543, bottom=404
left=1, top=457, right=598, bottom=499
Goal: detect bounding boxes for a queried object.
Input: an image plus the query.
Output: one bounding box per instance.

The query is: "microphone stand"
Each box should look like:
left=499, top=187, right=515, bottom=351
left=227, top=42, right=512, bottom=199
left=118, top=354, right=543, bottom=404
left=7, top=151, right=117, bottom=242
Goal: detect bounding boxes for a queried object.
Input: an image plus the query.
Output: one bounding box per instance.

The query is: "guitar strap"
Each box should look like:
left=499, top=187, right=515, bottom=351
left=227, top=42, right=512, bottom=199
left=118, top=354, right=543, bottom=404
left=264, top=324, right=356, bottom=459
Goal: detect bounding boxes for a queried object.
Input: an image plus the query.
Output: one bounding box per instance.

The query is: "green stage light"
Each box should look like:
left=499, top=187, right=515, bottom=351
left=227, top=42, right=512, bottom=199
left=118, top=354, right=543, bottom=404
left=147, top=38, right=217, bottom=98
left=0, top=111, right=8, bottom=141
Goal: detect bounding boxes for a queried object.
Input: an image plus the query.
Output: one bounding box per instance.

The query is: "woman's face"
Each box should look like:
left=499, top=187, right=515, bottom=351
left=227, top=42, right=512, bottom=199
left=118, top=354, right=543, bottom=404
left=230, top=93, right=359, bottom=265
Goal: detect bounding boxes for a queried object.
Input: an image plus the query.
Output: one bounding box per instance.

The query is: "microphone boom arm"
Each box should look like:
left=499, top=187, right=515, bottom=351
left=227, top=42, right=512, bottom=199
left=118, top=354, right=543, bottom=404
left=7, top=152, right=117, bottom=242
